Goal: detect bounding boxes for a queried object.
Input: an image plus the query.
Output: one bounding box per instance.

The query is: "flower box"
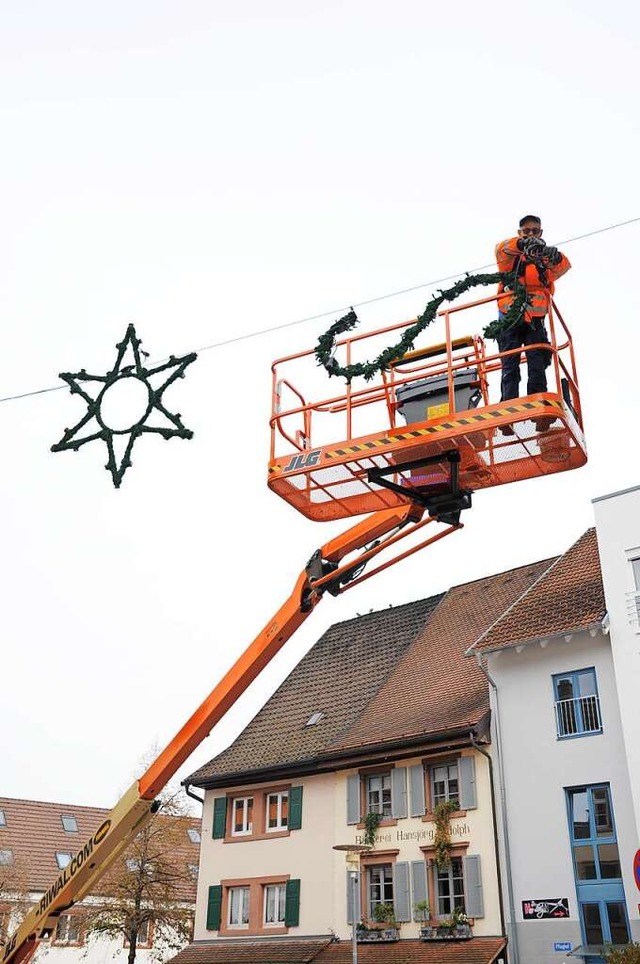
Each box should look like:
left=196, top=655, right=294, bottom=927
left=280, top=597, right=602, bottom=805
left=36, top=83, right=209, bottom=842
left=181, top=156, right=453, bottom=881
left=421, top=923, right=472, bottom=941
left=357, top=926, right=400, bottom=943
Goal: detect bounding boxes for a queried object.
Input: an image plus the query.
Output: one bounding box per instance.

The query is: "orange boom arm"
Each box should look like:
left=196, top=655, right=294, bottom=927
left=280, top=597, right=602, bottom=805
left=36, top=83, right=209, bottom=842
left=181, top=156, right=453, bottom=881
left=3, top=501, right=460, bottom=964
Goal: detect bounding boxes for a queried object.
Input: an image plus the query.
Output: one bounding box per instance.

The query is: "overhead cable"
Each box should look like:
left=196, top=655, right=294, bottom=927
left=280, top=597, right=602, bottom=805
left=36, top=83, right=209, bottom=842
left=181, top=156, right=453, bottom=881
left=1, top=214, right=638, bottom=406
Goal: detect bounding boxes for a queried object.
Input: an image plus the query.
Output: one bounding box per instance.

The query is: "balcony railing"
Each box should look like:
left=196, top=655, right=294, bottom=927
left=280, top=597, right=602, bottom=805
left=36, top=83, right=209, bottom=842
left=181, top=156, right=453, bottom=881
left=555, top=695, right=602, bottom=738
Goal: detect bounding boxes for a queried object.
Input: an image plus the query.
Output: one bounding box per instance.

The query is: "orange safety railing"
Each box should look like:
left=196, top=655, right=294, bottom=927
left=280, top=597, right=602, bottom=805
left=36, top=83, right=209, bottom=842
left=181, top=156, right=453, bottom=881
left=268, top=293, right=586, bottom=522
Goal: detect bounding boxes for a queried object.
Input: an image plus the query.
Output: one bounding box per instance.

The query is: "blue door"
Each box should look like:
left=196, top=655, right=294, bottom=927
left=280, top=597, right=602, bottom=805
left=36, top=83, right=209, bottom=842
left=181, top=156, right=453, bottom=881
left=566, top=785, right=630, bottom=957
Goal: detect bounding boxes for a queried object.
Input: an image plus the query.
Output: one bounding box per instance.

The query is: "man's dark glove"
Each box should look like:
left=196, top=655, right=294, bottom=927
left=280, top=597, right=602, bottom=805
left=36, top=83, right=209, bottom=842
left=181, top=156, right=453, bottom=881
left=541, top=245, right=562, bottom=265
left=522, top=236, right=545, bottom=257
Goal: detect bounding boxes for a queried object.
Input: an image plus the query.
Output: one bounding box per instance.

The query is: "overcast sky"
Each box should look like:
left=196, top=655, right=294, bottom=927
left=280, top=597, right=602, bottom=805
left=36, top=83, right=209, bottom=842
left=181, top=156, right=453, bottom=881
left=1, top=0, right=639, bottom=809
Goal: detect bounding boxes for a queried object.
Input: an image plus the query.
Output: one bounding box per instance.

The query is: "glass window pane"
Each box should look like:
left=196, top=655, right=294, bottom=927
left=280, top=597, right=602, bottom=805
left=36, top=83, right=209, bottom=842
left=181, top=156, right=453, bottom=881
left=557, top=677, right=575, bottom=700
left=281, top=794, right=288, bottom=827
left=592, top=788, right=613, bottom=836
left=571, top=791, right=590, bottom=839
left=598, top=843, right=621, bottom=879
left=368, top=775, right=382, bottom=813
left=582, top=903, right=603, bottom=945
left=606, top=903, right=630, bottom=944
left=632, top=558, right=640, bottom=590
left=265, top=884, right=285, bottom=924
left=575, top=845, right=597, bottom=880
left=433, top=766, right=446, bottom=806
left=577, top=672, right=596, bottom=697
left=448, top=765, right=459, bottom=805
left=368, top=864, right=393, bottom=914
left=229, top=887, right=249, bottom=925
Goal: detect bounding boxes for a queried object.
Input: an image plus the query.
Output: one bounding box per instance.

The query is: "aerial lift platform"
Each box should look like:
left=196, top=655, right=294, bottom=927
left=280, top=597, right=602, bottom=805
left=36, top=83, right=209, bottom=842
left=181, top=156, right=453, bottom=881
left=268, top=291, right=586, bottom=522
left=2, top=290, right=585, bottom=964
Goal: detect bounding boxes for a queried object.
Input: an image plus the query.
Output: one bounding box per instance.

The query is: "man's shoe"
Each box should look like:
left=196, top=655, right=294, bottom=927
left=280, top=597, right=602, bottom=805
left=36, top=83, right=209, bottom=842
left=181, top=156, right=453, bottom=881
left=534, top=416, right=554, bottom=433
left=499, top=423, right=515, bottom=437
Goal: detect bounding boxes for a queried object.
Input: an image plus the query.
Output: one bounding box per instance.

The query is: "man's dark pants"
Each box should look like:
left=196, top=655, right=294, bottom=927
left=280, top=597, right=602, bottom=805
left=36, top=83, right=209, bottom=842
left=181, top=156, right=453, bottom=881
left=498, top=317, right=551, bottom=401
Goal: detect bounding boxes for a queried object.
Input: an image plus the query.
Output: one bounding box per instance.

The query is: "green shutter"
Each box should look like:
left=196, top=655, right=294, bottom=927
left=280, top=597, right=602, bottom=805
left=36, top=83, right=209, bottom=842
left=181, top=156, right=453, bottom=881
left=212, top=797, right=227, bottom=839
left=206, top=885, right=222, bottom=930
left=284, top=878, right=301, bottom=927
left=288, top=786, right=303, bottom=830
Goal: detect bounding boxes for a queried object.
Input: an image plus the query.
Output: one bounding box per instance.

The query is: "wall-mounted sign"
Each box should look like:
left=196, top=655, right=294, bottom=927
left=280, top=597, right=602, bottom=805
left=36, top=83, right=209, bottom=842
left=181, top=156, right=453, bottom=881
left=554, top=943, right=572, bottom=952
left=633, top=849, right=640, bottom=891
left=522, top=899, right=570, bottom=920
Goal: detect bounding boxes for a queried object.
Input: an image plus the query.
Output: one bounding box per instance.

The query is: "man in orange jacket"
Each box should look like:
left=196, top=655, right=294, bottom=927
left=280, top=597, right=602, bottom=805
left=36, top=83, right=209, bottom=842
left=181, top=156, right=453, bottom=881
left=495, top=215, right=571, bottom=433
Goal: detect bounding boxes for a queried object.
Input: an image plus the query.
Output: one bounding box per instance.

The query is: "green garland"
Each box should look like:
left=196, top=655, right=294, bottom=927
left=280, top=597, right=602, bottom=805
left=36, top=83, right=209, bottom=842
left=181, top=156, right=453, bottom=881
left=315, top=270, right=527, bottom=381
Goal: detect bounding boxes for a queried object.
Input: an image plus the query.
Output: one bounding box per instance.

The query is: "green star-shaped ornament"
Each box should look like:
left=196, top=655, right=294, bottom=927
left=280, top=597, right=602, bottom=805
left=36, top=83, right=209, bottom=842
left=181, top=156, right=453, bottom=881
left=52, top=324, right=197, bottom=487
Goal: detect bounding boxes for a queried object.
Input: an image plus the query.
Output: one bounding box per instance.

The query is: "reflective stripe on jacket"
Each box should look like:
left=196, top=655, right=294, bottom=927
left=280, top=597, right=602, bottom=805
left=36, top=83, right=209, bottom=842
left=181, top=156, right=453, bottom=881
left=495, top=237, right=571, bottom=321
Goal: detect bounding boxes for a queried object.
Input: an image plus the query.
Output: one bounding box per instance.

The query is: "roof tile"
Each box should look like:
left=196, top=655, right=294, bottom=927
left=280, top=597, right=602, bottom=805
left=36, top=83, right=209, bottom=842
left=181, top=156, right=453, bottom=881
left=327, top=561, right=550, bottom=753
left=188, top=595, right=444, bottom=786
left=169, top=937, right=506, bottom=964
left=0, top=796, right=199, bottom=899
left=471, top=529, right=604, bottom=653
left=168, top=938, right=331, bottom=963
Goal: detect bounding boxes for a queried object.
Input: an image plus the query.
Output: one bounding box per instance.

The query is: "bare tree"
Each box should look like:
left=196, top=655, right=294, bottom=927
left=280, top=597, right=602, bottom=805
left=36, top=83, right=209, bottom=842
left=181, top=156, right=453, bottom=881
left=82, top=787, right=196, bottom=964
left=0, top=854, right=31, bottom=949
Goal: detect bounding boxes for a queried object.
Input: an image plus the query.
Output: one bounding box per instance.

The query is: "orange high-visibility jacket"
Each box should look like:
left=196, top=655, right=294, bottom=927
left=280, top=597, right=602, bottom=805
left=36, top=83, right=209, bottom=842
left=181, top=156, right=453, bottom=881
left=495, top=237, right=571, bottom=321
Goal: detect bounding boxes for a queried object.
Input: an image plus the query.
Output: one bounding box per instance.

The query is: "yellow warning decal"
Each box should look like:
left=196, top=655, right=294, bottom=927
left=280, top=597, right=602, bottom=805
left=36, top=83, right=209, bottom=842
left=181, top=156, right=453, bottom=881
left=269, top=397, right=563, bottom=471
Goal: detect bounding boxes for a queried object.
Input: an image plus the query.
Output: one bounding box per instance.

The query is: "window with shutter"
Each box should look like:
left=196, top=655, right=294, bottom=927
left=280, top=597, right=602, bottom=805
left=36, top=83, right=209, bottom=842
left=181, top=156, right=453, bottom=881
left=463, top=854, right=484, bottom=918
left=212, top=798, right=227, bottom=839
left=347, top=773, right=360, bottom=825
left=391, top=768, right=408, bottom=819
left=284, top=879, right=301, bottom=927
left=393, top=862, right=411, bottom=922
left=411, top=860, right=428, bottom=919
left=409, top=765, right=426, bottom=817
left=459, top=755, right=477, bottom=810
left=206, top=885, right=222, bottom=930
left=288, top=786, right=303, bottom=830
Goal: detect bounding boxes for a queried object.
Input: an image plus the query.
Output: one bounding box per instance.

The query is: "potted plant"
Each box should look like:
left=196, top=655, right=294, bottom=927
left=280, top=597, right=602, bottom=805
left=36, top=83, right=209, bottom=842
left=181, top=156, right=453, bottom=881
left=371, top=903, right=399, bottom=940
left=451, top=905, right=472, bottom=938
left=436, top=916, right=456, bottom=939
left=414, top=900, right=434, bottom=939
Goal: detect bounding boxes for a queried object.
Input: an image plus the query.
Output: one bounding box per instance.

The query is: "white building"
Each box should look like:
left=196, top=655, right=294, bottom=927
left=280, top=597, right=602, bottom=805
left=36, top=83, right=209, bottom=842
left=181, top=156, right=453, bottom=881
left=470, top=499, right=640, bottom=964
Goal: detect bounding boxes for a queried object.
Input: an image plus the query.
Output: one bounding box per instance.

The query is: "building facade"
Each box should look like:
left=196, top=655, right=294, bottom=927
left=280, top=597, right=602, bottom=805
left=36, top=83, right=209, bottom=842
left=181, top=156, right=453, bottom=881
left=471, top=514, right=640, bottom=963
left=173, top=560, right=559, bottom=964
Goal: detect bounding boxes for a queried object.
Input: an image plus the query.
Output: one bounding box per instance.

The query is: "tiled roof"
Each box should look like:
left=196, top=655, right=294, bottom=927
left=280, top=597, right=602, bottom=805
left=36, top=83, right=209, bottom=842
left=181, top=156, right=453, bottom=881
left=168, top=938, right=332, bottom=963
left=319, top=937, right=507, bottom=963
left=190, top=552, right=553, bottom=786
left=326, top=561, right=550, bottom=753
left=169, top=937, right=507, bottom=964
left=0, top=796, right=200, bottom=900
left=470, top=529, right=605, bottom=653
left=188, top=595, right=444, bottom=787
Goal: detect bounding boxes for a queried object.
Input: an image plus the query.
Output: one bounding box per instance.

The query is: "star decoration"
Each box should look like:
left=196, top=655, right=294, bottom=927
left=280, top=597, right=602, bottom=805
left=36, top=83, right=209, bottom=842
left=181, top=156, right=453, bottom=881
left=51, top=324, right=197, bottom=487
